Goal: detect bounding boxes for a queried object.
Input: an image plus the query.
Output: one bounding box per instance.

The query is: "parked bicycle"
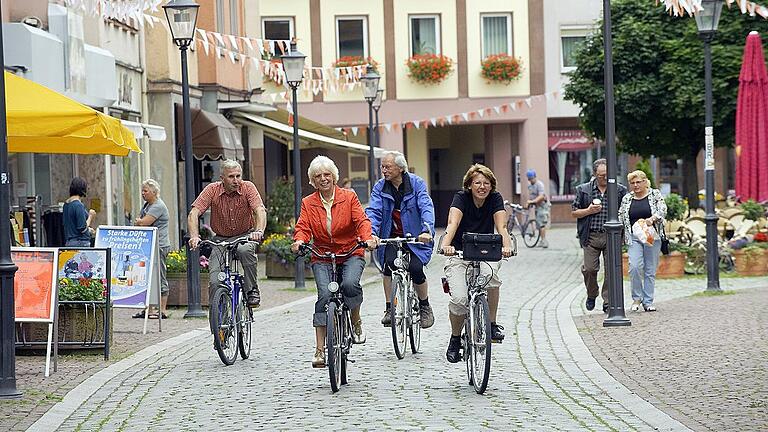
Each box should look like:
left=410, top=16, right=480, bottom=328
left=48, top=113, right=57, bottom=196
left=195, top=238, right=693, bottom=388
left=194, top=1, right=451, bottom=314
left=202, top=237, right=259, bottom=366
left=378, top=236, right=423, bottom=359
left=504, top=200, right=539, bottom=248
left=298, top=241, right=367, bottom=393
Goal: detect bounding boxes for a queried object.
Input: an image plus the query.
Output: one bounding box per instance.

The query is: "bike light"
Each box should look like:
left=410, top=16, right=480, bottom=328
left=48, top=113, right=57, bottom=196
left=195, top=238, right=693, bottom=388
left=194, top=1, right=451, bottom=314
left=328, top=281, right=340, bottom=293
left=394, top=258, right=403, bottom=268
left=217, top=273, right=227, bottom=282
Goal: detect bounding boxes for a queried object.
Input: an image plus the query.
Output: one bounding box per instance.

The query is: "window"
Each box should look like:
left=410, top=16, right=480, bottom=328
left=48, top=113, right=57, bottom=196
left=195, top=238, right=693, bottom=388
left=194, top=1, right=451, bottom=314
left=481, top=13, right=512, bottom=58
left=216, top=0, right=225, bottom=33
left=262, top=17, right=294, bottom=58
left=229, top=0, right=238, bottom=35
left=410, top=15, right=440, bottom=56
left=561, top=36, right=586, bottom=70
left=336, top=17, right=368, bottom=58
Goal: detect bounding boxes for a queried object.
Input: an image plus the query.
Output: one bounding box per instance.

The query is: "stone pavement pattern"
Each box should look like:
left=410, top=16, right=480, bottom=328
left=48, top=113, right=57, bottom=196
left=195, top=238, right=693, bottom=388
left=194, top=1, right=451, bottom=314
left=35, top=228, right=691, bottom=431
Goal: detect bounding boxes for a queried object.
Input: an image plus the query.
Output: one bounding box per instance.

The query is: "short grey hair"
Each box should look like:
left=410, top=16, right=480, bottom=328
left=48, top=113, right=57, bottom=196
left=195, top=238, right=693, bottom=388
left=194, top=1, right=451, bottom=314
left=381, top=151, right=408, bottom=172
left=141, top=178, right=160, bottom=195
left=307, top=155, right=339, bottom=188
left=221, top=159, right=242, bottom=173
left=593, top=158, right=607, bottom=173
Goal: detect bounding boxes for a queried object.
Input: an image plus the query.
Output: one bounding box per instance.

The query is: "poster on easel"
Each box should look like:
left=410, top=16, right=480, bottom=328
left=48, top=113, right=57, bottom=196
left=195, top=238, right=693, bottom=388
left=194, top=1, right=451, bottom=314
left=12, top=247, right=58, bottom=377
left=94, top=226, right=157, bottom=309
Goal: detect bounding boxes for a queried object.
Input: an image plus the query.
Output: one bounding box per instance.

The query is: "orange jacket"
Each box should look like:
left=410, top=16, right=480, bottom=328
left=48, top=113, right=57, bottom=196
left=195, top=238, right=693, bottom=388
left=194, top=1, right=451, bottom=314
left=294, top=186, right=372, bottom=261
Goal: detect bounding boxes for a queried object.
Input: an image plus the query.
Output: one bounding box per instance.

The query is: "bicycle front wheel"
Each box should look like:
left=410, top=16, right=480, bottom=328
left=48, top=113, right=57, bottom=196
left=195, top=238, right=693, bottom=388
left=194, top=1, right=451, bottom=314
left=211, top=286, right=237, bottom=366
left=326, top=302, right=342, bottom=393
left=237, top=298, right=253, bottom=359
left=390, top=274, right=408, bottom=359
left=408, top=288, right=421, bottom=354
left=470, top=295, right=492, bottom=394
left=522, top=220, right=541, bottom=248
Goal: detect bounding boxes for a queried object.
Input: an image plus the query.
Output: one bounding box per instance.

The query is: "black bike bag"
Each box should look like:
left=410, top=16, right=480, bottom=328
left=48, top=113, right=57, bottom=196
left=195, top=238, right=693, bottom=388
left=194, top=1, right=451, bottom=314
left=461, top=233, right=502, bottom=262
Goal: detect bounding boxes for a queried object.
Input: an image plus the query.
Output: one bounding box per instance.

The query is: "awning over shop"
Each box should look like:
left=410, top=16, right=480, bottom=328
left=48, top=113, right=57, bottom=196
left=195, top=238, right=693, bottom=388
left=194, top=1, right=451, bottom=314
left=548, top=130, right=594, bottom=152
left=4, top=71, right=140, bottom=156
left=175, top=104, right=244, bottom=160
left=120, top=120, right=167, bottom=141
left=233, top=109, right=385, bottom=158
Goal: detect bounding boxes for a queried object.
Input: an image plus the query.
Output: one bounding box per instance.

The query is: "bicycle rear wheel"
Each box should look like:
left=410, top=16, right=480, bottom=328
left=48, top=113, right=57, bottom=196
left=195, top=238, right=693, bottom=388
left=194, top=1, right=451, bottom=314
left=211, top=286, right=237, bottom=366
left=470, top=295, right=492, bottom=394
left=326, top=302, right=342, bottom=393
left=237, top=297, right=253, bottom=359
left=522, top=220, right=541, bottom=248
left=408, top=287, right=421, bottom=354
left=390, top=274, right=408, bottom=359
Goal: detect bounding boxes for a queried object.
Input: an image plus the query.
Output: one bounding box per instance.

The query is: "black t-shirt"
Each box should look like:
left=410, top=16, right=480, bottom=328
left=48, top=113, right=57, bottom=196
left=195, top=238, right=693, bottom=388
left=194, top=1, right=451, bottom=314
left=629, top=196, right=652, bottom=226
left=450, top=190, right=505, bottom=249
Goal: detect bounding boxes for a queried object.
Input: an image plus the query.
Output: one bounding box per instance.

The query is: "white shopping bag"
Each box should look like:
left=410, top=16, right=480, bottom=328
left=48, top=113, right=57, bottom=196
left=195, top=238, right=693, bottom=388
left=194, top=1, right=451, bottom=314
left=632, top=220, right=657, bottom=246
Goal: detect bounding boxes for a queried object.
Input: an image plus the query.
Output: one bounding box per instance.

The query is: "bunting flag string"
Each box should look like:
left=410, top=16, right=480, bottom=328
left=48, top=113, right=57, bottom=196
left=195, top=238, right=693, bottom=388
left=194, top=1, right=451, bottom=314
left=63, top=0, right=163, bottom=27
left=334, top=90, right=563, bottom=137
left=659, top=0, right=768, bottom=18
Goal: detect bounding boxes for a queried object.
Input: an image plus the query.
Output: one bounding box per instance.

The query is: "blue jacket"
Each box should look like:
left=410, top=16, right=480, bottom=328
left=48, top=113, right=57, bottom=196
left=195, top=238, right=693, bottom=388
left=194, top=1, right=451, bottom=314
left=366, top=173, right=435, bottom=267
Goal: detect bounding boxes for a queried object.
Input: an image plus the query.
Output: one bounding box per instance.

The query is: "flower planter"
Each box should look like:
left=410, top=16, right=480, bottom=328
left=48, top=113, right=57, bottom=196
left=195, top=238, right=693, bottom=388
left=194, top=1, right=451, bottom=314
left=265, top=259, right=313, bottom=279
left=165, top=273, right=210, bottom=307
left=732, top=249, right=768, bottom=276
left=622, top=251, right=685, bottom=279
left=16, top=302, right=112, bottom=349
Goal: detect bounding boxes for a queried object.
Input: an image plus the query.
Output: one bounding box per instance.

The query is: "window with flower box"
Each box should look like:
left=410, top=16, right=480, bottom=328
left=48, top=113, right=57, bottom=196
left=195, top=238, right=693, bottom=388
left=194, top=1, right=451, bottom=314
left=481, top=13, right=512, bottom=58
left=410, top=15, right=441, bottom=56
left=336, top=16, right=368, bottom=58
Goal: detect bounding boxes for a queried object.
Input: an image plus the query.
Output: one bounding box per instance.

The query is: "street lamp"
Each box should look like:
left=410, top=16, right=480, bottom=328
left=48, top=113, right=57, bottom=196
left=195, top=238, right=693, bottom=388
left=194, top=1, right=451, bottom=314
left=602, top=0, right=630, bottom=327
left=361, top=65, right=381, bottom=201
left=163, top=0, right=206, bottom=318
left=281, top=41, right=307, bottom=289
left=372, top=88, right=384, bottom=178
left=0, top=6, right=21, bottom=399
left=695, top=0, right=723, bottom=292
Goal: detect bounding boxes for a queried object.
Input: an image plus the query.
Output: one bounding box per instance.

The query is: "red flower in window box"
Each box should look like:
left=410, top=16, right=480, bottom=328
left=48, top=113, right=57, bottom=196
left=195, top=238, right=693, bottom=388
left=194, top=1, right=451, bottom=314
left=481, top=54, right=523, bottom=85
left=332, top=56, right=379, bottom=71
left=406, top=54, right=454, bottom=85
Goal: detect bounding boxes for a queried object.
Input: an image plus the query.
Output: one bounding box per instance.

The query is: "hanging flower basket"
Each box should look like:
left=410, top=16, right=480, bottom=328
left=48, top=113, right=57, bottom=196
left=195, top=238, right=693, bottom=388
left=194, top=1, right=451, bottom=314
left=332, top=56, right=379, bottom=71
left=406, top=54, right=454, bottom=85
left=481, top=55, right=523, bottom=85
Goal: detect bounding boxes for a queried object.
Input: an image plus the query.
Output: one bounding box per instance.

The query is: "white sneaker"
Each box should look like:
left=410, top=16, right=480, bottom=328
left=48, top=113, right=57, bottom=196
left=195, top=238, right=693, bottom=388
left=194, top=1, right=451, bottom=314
left=539, top=239, right=549, bottom=248
left=630, top=300, right=641, bottom=312
left=352, top=320, right=366, bottom=344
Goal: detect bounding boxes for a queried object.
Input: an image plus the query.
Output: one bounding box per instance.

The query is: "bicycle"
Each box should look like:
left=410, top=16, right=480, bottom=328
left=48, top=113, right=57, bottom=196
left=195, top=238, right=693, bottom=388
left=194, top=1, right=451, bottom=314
left=378, top=236, right=424, bottom=359
left=202, top=237, right=258, bottom=366
left=298, top=241, right=366, bottom=393
left=504, top=200, right=539, bottom=248
left=438, top=234, right=511, bottom=394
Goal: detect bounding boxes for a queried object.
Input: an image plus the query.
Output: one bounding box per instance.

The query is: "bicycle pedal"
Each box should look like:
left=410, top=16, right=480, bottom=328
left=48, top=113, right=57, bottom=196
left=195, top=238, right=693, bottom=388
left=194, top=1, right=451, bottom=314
left=347, top=358, right=356, bottom=363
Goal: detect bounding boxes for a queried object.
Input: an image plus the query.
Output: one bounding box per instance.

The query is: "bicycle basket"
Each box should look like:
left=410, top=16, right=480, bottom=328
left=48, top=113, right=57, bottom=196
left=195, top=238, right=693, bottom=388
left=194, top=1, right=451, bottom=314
left=461, top=233, right=502, bottom=262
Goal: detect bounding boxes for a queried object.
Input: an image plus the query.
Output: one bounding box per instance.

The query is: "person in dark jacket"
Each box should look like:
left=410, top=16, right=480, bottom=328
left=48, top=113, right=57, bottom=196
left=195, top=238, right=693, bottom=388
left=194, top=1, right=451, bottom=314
left=570, top=159, right=628, bottom=313
left=63, top=177, right=96, bottom=247
left=366, top=151, right=436, bottom=329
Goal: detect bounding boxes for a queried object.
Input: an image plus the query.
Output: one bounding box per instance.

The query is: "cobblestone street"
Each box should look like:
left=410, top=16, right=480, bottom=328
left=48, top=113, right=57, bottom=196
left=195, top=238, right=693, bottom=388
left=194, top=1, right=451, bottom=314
left=24, top=227, right=766, bottom=431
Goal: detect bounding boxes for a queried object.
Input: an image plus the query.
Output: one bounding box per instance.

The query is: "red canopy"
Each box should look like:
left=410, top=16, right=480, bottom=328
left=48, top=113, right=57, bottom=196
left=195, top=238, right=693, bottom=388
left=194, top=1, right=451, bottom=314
left=735, top=31, right=768, bottom=202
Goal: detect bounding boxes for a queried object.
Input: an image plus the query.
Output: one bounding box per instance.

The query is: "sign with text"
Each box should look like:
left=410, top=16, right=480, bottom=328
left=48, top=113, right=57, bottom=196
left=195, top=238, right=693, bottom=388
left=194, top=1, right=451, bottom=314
left=95, top=226, right=157, bottom=308
left=12, top=248, right=58, bottom=322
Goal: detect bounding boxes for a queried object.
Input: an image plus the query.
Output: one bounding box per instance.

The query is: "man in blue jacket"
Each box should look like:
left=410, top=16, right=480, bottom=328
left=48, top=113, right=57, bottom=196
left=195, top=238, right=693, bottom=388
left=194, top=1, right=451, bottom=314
left=366, top=151, right=436, bottom=329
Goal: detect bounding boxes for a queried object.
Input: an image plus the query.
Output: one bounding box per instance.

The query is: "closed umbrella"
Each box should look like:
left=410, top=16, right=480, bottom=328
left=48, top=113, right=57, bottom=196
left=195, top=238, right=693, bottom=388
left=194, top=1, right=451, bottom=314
left=4, top=71, right=140, bottom=156
left=735, top=31, right=768, bottom=202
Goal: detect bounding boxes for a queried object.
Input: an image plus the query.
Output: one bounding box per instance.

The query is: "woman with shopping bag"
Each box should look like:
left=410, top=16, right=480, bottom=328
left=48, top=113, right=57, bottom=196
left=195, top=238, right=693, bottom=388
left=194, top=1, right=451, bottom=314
left=619, top=170, right=667, bottom=312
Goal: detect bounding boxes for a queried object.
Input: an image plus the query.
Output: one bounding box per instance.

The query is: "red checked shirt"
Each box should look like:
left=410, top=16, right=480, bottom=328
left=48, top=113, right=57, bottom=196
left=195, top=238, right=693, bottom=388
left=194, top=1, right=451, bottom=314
left=192, top=181, right=265, bottom=237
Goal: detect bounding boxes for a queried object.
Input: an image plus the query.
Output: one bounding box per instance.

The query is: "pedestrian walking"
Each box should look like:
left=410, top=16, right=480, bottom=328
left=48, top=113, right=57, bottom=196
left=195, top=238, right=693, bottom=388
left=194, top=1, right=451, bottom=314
left=571, top=159, right=628, bottom=313
left=187, top=159, right=266, bottom=311
left=526, top=169, right=551, bottom=248
left=134, top=179, right=171, bottom=319
left=290, top=155, right=376, bottom=368
left=619, top=170, right=666, bottom=312
left=63, top=177, right=96, bottom=247
left=366, top=151, right=436, bottom=329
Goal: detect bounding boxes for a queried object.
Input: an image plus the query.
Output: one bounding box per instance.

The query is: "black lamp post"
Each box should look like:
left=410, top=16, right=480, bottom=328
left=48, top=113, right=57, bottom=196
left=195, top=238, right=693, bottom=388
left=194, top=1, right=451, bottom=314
left=0, top=6, right=21, bottom=399
left=695, top=0, right=723, bottom=292
left=281, top=41, right=307, bottom=289
left=361, top=66, right=381, bottom=201
left=372, top=88, right=384, bottom=178
left=602, top=0, right=630, bottom=327
left=163, top=0, right=205, bottom=318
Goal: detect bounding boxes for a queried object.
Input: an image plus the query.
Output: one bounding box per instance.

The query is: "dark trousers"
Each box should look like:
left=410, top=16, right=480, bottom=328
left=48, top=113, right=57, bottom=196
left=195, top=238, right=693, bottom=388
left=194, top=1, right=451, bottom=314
left=582, top=231, right=609, bottom=305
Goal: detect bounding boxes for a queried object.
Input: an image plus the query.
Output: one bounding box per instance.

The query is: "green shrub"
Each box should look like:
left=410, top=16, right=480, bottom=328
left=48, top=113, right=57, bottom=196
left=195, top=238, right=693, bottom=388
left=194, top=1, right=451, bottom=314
left=261, top=233, right=296, bottom=265
left=664, top=193, right=688, bottom=221
left=266, top=177, right=295, bottom=235
left=635, top=159, right=656, bottom=188
left=59, top=278, right=106, bottom=302
left=740, top=199, right=766, bottom=221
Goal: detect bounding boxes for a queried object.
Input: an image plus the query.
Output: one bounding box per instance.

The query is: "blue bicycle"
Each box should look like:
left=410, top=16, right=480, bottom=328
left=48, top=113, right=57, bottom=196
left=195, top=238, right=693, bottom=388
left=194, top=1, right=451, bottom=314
left=202, top=237, right=258, bottom=366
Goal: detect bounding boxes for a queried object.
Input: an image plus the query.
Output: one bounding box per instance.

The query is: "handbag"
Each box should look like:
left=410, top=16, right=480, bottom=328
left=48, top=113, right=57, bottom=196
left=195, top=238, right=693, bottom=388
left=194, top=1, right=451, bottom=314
left=659, top=222, right=670, bottom=255
left=461, top=232, right=502, bottom=262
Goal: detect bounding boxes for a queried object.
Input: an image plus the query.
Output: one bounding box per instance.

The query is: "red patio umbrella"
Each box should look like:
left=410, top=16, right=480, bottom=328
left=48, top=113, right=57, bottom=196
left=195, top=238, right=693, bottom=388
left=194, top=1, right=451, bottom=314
left=735, top=31, right=768, bottom=203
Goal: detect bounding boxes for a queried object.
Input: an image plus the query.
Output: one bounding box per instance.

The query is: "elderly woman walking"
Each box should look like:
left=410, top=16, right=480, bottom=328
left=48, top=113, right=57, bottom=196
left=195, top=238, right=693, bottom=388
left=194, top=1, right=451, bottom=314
left=134, top=179, right=171, bottom=319
left=291, top=156, right=376, bottom=368
left=619, top=170, right=667, bottom=312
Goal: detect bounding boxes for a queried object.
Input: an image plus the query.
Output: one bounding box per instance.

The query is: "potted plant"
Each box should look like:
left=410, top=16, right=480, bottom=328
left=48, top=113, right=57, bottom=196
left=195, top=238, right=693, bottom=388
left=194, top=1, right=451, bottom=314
left=740, top=199, right=766, bottom=221
left=480, top=54, right=523, bottom=85
left=732, top=243, right=768, bottom=276
left=664, top=193, right=688, bottom=223
left=406, top=54, right=454, bottom=85
left=261, top=233, right=312, bottom=279
left=266, top=177, right=294, bottom=235
left=165, top=248, right=211, bottom=307
left=622, top=240, right=686, bottom=278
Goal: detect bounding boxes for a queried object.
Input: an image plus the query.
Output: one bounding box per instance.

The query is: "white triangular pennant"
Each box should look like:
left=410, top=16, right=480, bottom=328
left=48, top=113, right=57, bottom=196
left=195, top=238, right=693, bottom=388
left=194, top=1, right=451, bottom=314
left=461, top=113, right=469, bottom=122
left=242, top=37, right=254, bottom=53
left=493, top=106, right=501, bottom=114
left=385, top=124, right=392, bottom=132
left=351, top=127, right=359, bottom=136
left=477, top=109, right=484, bottom=118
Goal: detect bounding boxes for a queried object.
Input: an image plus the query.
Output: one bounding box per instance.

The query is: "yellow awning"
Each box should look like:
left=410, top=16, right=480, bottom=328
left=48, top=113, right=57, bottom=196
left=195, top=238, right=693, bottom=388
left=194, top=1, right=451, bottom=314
left=4, top=71, right=140, bottom=156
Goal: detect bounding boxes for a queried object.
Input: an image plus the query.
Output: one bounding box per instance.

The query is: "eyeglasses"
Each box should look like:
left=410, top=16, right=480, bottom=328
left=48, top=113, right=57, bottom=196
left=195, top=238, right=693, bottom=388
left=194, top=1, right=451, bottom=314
left=630, top=180, right=646, bottom=185
left=380, top=164, right=397, bottom=171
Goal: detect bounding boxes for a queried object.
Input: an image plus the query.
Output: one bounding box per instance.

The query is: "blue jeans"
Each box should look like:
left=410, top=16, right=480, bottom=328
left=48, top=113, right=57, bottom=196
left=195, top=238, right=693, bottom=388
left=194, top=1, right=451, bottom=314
left=311, top=256, right=365, bottom=327
left=628, top=235, right=662, bottom=306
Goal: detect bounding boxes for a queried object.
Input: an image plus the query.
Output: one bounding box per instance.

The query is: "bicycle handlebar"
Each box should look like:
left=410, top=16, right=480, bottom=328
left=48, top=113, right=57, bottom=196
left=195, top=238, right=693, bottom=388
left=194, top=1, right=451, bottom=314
left=199, top=236, right=260, bottom=248
left=378, top=236, right=424, bottom=245
left=504, top=200, right=534, bottom=211
left=298, top=241, right=367, bottom=259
